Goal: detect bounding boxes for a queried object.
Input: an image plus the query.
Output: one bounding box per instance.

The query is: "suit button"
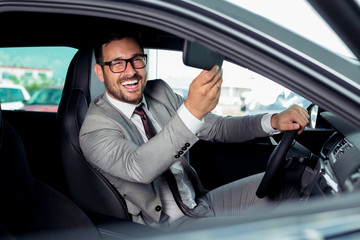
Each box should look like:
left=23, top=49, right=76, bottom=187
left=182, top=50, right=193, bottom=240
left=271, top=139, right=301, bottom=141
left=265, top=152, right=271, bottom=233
left=178, top=151, right=183, bottom=155
left=185, top=143, right=190, bottom=147
left=182, top=147, right=187, bottom=151
left=175, top=154, right=180, bottom=158
left=155, top=205, right=162, bottom=212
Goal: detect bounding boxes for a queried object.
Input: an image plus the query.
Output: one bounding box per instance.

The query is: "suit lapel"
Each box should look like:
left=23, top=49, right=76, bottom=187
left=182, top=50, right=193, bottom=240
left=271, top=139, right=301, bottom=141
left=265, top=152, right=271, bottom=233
left=145, top=96, right=174, bottom=129
left=98, top=95, right=145, bottom=146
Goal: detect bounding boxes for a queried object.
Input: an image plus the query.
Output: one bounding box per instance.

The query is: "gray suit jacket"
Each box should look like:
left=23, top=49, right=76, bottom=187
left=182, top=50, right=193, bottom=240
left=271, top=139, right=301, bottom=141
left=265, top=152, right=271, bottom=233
left=79, top=79, right=267, bottom=226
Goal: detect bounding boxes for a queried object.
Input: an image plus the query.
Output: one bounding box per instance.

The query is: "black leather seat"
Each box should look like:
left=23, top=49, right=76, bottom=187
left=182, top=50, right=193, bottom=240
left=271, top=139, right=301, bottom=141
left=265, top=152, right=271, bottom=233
left=0, top=105, right=100, bottom=240
left=57, top=48, right=130, bottom=221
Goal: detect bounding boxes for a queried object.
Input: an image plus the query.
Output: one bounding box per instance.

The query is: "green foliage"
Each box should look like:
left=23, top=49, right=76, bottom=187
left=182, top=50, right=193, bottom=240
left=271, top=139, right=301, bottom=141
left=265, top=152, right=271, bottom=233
left=4, top=75, right=61, bottom=95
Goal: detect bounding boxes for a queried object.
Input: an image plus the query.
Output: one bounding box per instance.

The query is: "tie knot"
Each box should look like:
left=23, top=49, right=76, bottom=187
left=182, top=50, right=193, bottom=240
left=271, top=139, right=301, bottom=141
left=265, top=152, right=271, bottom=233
left=133, top=103, right=156, bottom=139
left=134, top=104, right=147, bottom=119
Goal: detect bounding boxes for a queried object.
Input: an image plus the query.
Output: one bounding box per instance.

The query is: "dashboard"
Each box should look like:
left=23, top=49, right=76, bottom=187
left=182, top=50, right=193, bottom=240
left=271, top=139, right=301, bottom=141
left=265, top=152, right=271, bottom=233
left=315, top=112, right=360, bottom=195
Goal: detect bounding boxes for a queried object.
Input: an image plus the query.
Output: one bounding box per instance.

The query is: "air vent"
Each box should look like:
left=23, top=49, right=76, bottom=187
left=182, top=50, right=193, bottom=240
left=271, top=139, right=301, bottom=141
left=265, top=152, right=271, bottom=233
left=331, top=139, right=353, bottom=164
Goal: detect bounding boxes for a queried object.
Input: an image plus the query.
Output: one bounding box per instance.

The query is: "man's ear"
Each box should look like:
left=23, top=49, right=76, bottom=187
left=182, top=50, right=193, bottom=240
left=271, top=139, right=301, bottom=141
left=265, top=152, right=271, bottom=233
left=94, top=64, right=105, bottom=82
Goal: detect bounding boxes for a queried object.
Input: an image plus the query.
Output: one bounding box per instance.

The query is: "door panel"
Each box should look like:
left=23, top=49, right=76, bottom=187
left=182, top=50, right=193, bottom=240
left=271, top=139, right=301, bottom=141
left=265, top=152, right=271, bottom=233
left=190, top=128, right=333, bottom=191
left=190, top=137, right=274, bottom=190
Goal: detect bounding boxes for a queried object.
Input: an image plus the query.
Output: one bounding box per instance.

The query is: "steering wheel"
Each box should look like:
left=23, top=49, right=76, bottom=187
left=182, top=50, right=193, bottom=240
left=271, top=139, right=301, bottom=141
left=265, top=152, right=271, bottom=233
left=256, top=129, right=297, bottom=199
left=256, top=104, right=314, bottom=198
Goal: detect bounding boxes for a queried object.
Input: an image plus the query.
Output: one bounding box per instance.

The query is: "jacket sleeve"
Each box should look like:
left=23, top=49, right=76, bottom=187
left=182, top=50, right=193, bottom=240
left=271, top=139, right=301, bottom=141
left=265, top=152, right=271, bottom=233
left=198, top=112, right=268, bottom=143
left=147, top=80, right=269, bottom=144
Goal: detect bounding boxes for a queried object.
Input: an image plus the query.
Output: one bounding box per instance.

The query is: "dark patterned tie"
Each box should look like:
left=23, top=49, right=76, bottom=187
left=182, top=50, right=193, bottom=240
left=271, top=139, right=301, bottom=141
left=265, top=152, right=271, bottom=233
left=134, top=103, right=157, bottom=140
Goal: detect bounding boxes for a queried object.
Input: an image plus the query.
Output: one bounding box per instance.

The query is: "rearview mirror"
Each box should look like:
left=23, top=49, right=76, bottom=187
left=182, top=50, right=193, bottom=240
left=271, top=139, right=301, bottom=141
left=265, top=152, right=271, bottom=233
left=183, top=40, right=224, bottom=70
left=307, top=104, right=319, bottom=129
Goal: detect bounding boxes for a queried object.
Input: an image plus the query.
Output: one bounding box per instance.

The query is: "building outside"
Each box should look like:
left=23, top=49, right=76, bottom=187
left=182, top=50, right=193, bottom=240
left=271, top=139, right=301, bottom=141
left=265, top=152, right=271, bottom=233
left=0, top=65, right=53, bottom=82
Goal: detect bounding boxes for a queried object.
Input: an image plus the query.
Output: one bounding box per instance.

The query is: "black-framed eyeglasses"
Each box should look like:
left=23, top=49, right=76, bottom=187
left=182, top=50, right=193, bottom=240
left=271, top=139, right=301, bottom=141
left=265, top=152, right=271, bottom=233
left=98, top=54, right=147, bottom=73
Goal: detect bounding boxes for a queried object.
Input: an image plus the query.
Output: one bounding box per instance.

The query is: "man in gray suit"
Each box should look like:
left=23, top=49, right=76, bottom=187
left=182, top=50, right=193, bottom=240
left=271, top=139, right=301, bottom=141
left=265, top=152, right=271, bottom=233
left=79, top=30, right=309, bottom=230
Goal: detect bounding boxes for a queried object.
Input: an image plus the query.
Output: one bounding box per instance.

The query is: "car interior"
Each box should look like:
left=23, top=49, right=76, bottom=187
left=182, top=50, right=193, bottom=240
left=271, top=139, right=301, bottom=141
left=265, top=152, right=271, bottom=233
left=1, top=8, right=357, bottom=239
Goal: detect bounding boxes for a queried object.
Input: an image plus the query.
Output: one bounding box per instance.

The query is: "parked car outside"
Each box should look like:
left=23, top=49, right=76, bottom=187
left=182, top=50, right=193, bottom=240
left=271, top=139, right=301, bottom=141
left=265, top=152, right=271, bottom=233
left=22, top=86, right=63, bottom=112
left=0, top=80, right=30, bottom=110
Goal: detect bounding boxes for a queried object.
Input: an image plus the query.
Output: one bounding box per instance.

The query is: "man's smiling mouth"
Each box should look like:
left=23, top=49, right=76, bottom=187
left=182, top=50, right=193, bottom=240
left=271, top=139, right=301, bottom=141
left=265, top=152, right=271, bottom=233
left=121, top=80, right=139, bottom=90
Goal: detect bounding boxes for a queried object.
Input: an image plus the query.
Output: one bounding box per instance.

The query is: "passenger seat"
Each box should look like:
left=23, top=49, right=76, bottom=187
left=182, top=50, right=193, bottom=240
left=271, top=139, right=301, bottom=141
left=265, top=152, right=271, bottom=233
left=0, top=105, right=100, bottom=240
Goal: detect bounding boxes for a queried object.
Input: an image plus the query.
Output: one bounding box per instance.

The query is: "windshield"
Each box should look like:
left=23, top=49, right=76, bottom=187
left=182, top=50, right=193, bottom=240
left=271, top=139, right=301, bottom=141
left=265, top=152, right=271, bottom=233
left=227, top=0, right=355, bottom=59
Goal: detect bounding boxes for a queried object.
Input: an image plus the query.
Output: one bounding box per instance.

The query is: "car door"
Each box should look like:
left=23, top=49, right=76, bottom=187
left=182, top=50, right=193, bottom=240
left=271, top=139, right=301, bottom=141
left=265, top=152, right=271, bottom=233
left=183, top=0, right=359, bottom=191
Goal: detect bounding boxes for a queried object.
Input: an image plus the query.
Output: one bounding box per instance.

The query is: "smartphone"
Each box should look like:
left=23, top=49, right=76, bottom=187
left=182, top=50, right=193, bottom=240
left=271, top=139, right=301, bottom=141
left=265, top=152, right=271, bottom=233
left=183, top=40, right=224, bottom=70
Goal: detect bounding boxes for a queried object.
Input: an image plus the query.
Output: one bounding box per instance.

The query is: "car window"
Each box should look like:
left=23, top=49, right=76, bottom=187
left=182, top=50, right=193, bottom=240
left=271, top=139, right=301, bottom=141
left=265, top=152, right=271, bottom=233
left=146, top=49, right=310, bottom=116
left=8, top=88, right=25, bottom=102
left=0, top=47, right=77, bottom=112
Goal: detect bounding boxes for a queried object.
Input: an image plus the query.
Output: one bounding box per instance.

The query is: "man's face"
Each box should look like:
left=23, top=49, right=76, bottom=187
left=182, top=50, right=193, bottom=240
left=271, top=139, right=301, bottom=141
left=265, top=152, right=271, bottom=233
left=95, top=37, right=147, bottom=104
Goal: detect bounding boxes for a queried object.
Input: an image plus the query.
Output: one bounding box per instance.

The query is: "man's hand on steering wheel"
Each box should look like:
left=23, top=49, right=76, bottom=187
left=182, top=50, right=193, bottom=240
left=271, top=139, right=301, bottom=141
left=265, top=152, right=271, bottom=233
left=270, top=104, right=309, bottom=134
left=256, top=104, right=310, bottom=199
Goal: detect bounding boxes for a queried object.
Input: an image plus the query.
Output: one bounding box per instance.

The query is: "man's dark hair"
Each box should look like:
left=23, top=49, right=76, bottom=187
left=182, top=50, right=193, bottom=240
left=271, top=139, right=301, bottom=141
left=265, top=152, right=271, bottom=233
left=94, top=28, right=144, bottom=63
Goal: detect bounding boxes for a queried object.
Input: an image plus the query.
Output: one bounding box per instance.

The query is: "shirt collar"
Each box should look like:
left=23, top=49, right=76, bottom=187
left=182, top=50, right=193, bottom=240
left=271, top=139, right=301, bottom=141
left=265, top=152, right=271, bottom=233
left=105, top=92, right=148, bottom=119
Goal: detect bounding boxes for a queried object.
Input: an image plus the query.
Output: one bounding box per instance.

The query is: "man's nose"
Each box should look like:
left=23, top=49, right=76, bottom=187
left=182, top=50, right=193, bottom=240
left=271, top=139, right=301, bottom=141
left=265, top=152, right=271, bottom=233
left=124, top=61, right=137, bottom=75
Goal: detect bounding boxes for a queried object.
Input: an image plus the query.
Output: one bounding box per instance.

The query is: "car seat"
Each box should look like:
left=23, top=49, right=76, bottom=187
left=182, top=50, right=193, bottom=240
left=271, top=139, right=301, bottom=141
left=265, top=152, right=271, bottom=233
left=57, top=48, right=130, bottom=221
left=0, top=104, right=100, bottom=240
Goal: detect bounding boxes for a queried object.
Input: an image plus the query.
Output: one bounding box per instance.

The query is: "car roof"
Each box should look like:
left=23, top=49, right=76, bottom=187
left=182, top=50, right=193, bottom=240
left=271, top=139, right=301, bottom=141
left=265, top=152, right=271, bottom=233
left=0, top=81, right=27, bottom=89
